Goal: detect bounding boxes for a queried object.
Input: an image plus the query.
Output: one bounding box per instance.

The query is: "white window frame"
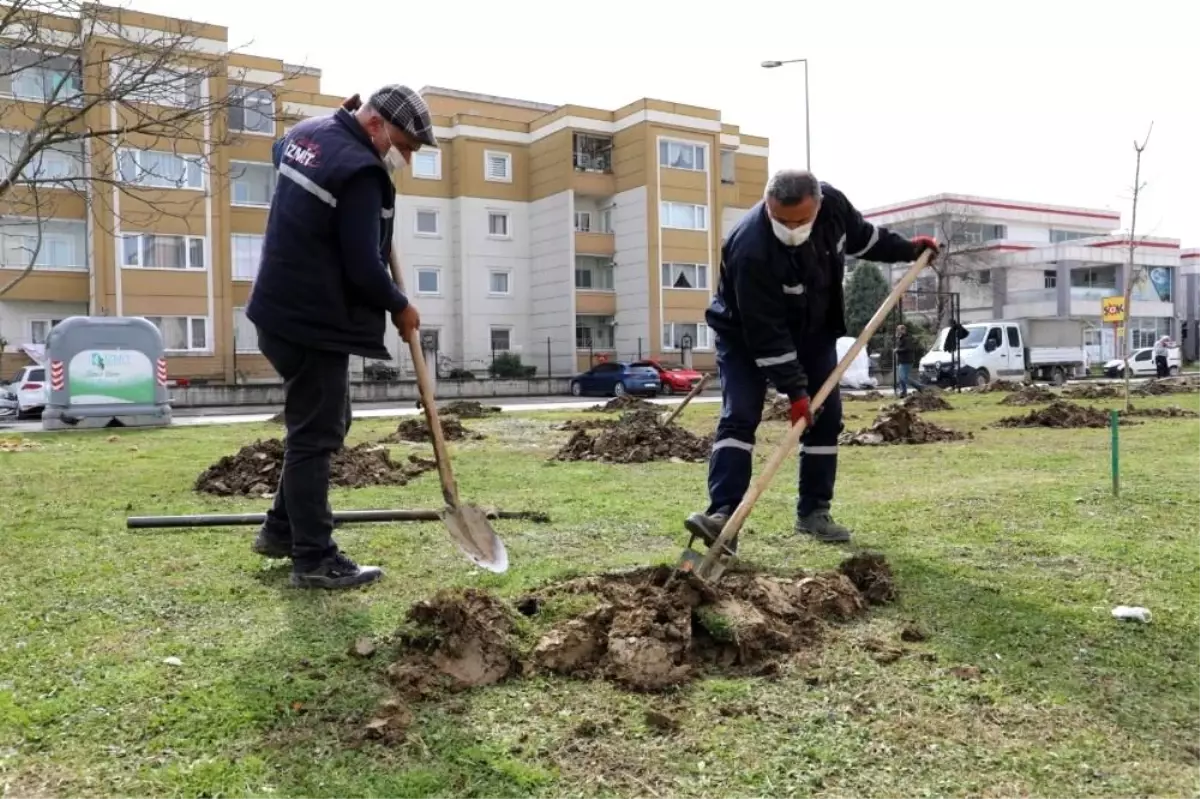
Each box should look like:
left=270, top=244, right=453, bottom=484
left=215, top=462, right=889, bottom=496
left=229, top=160, right=276, bottom=207
left=575, top=316, right=616, bottom=350
left=488, top=268, right=512, bottom=297
left=597, top=207, right=614, bottom=234
left=662, top=322, right=714, bottom=351
left=3, top=54, right=83, bottom=105
left=574, top=211, right=592, bottom=233
left=29, top=318, right=65, bottom=345
left=117, top=147, right=205, bottom=190
left=574, top=257, right=615, bottom=292
left=232, top=306, right=260, bottom=353
left=411, top=150, right=442, bottom=180
left=659, top=201, right=709, bottom=232
left=121, top=233, right=207, bottom=271
left=658, top=138, right=708, bottom=172
left=414, top=267, right=441, bottom=296
left=661, top=262, right=710, bottom=291
left=414, top=209, right=440, bottom=237
left=487, top=210, right=511, bottom=240
left=0, top=129, right=84, bottom=185
left=111, top=60, right=203, bottom=109
left=228, top=84, right=275, bottom=136
left=0, top=217, right=88, bottom=271
left=484, top=150, right=513, bottom=183
left=230, top=233, right=264, bottom=281
left=489, top=326, right=512, bottom=353
left=143, top=315, right=210, bottom=353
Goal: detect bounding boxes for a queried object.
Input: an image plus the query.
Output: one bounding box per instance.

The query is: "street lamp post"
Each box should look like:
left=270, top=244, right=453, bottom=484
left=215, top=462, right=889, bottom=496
left=761, top=58, right=810, bottom=172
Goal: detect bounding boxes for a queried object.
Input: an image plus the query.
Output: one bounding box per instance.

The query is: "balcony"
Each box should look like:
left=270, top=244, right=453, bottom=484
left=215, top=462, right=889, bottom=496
left=572, top=133, right=615, bottom=196
left=575, top=230, right=615, bottom=257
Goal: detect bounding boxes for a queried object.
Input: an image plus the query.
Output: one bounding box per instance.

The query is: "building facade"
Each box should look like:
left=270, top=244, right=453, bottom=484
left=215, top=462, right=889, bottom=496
left=0, top=6, right=769, bottom=382
left=860, top=193, right=1192, bottom=363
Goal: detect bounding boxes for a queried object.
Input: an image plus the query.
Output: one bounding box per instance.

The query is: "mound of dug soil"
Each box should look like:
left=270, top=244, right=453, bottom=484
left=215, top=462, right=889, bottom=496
left=999, top=385, right=1058, bottom=406
left=903, top=391, right=954, bottom=412
left=195, top=439, right=436, bottom=496
left=1062, top=384, right=1120, bottom=400
left=556, top=417, right=619, bottom=432
left=845, top=390, right=886, bottom=402
left=974, top=379, right=1025, bottom=393
left=1121, top=404, right=1199, bottom=419
left=438, top=400, right=501, bottom=419
left=385, top=417, right=483, bottom=443
left=554, top=409, right=712, bottom=463
left=1134, top=378, right=1200, bottom=396
left=590, top=395, right=657, bottom=412
left=994, top=399, right=1139, bottom=429
left=840, top=406, right=970, bottom=446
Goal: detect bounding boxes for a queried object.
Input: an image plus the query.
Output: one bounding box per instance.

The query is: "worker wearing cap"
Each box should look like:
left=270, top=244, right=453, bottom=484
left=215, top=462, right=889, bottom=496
left=246, top=85, right=435, bottom=589
left=685, top=169, right=939, bottom=552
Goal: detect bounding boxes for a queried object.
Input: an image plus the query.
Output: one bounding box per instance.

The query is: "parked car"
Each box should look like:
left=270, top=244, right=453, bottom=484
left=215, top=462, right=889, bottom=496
left=569, top=362, right=661, bottom=397
left=631, top=359, right=702, bottom=395
left=0, top=386, right=17, bottom=419
left=5, top=365, right=48, bottom=418
left=1103, top=346, right=1182, bottom=378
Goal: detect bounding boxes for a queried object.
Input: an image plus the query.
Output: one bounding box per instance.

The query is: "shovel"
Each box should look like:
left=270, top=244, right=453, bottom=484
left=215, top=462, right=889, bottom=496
left=677, top=249, right=937, bottom=584
left=660, top=372, right=711, bottom=428
left=387, top=247, right=509, bottom=573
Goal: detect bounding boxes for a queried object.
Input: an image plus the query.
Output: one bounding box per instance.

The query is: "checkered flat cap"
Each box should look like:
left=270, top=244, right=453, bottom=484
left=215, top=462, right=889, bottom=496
left=368, top=84, right=436, bottom=148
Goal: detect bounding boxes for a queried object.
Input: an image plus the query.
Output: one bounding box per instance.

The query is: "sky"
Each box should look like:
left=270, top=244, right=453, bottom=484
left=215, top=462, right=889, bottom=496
left=129, top=0, right=1197, bottom=245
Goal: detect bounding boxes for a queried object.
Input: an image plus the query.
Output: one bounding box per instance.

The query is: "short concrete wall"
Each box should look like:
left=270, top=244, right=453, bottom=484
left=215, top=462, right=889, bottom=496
left=169, top=378, right=573, bottom=408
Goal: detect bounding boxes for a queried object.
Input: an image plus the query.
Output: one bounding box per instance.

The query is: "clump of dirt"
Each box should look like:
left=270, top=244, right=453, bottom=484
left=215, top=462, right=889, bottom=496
left=902, top=391, right=954, bottom=412
left=553, top=409, right=712, bottom=463
left=195, top=439, right=436, bottom=496
left=438, top=400, right=501, bottom=419
left=1134, top=378, right=1200, bottom=396
left=385, top=416, right=483, bottom=443
left=974, top=379, right=1024, bottom=393
left=1121, top=404, right=1199, bottom=419
left=994, top=399, right=1139, bottom=429
left=556, top=417, right=620, bottom=432
left=840, top=406, right=970, bottom=446
left=762, top=395, right=792, bottom=421
left=590, top=395, right=657, bottom=412
left=839, top=552, right=897, bottom=604
left=999, top=384, right=1058, bottom=406
left=1062, top=384, right=1120, bottom=400
left=845, top=390, right=886, bottom=402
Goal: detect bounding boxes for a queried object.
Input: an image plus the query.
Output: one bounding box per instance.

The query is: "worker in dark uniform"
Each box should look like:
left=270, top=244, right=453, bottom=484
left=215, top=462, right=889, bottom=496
left=246, top=85, right=434, bottom=589
left=685, top=170, right=938, bottom=550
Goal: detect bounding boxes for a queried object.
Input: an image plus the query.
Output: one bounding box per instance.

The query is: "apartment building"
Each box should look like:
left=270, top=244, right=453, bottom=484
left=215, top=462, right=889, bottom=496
left=860, top=193, right=1192, bottom=362
left=0, top=5, right=770, bottom=382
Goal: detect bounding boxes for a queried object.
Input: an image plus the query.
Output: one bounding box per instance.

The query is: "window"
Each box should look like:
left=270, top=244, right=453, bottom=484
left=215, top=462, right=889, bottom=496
left=122, top=234, right=206, bottom=270
left=720, top=150, right=736, bottom=184
left=1130, top=317, right=1172, bottom=350
left=0, top=220, right=87, bottom=270
left=658, top=139, right=707, bottom=172
left=662, top=322, right=713, bottom=351
left=415, top=267, right=440, bottom=295
left=420, top=328, right=441, bottom=352
left=1006, top=327, right=1020, bottom=348
left=661, top=262, right=710, bottom=290
left=487, top=211, right=510, bottom=239
left=0, top=131, right=83, bottom=183
left=1043, top=270, right=1057, bottom=289
left=484, top=150, right=512, bottom=182
left=573, top=133, right=613, bottom=172
left=575, top=257, right=615, bottom=291
left=143, top=316, right=209, bottom=352
left=415, top=210, right=439, bottom=236
left=978, top=269, right=991, bottom=285
left=230, top=162, right=275, bottom=206
left=2, top=51, right=82, bottom=103
left=576, top=315, right=615, bottom=349
left=488, top=269, right=511, bottom=296
left=228, top=85, right=274, bottom=134
left=411, top=150, right=441, bottom=180
left=233, top=307, right=259, bottom=352
left=660, top=202, right=708, bottom=231
left=490, top=327, right=511, bottom=352
left=574, top=211, right=592, bottom=233
left=231, top=234, right=264, bottom=281
left=1050, top=229, right=1094, bottom=244
left=29, top=318, right=64, bottom=345
left=597, top=207, right=613, bottom=234
left=118, top=148, right=204, bottom=190
left=116, top=62, right=202, bottom=108
left=949, top=222, right=1006, bottom=244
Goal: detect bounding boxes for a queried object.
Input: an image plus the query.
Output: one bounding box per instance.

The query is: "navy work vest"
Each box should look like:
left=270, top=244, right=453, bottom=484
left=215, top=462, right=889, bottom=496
left=246, top=108, right=396, bottom=359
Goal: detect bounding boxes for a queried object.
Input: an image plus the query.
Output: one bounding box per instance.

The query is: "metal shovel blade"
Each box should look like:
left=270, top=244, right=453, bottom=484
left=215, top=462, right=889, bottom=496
left=442, top=503, right=509, bottom=573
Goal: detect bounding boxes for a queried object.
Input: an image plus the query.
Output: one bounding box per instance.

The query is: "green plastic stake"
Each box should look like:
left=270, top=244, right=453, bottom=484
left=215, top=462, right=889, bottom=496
left=1110, top=408, right=1120, bottom=497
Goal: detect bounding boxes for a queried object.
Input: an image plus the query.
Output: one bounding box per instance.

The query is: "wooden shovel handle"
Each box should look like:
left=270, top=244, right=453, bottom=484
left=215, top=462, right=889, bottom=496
left=662, top=372, right=711, bottom=427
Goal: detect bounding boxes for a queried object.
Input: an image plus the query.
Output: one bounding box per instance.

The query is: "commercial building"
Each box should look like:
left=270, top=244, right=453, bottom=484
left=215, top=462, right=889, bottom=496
left=0, top=5, right=770, bottom=382
left=861, top=193, right=1194, bottom=362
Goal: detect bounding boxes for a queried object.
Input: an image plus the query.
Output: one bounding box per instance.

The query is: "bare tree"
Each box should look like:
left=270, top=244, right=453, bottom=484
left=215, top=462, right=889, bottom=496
left=0, top=0, right=299, bottom=300
left=1121, top=122, right=1153, bottom=409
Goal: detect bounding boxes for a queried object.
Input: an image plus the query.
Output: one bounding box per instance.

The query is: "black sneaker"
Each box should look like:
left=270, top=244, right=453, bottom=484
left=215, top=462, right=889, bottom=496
left=252, top=529, right=291, bottom=559
left=683, top=510, right=739, bottom=555
left=290, top=552, right=383, bottom=589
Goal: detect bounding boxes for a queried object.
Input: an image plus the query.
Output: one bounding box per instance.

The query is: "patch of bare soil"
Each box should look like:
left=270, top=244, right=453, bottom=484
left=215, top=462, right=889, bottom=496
left=999, top=384, right=1058, bottom=406
left=556, top=417, right=620, bottom=432
left=903, top=391, right=954, bottom=412
left=1134, top=378, right=1200, bottom=396
left=994, top=399, right=1139, bottom=429
left=762, top=395, right=791, bottom=421
left=845, top=390, right=885, bottom=402
left=590, top=395, right=657, bottom=412
left=1062, top=383, right=1120, bottom=400
left=194, top=439, right=436, bottom=497
left=840, top=406, right=971, bottom=446
left=553, top=409, right=712, bottom=463
left=437, top=400, right=501, bottom=419
left=385, top=416, right=483, bottom=443
left=1121, top=404, right=1199, bottom=419
left=974, top=379, right=1025, bottom=393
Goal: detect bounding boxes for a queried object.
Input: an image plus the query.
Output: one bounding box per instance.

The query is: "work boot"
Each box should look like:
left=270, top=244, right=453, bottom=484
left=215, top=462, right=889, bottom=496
left=290, top=552, right=383, bottom=589
left=684, top=510, right=739, bottom=555
left=795, top=509, right=852, bottom=544
left=252, top=528, right=291, bottom=559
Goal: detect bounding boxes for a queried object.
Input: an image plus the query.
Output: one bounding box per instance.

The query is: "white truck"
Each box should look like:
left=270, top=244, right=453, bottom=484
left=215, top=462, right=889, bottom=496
left=919, top=318, right=1088, bottom=388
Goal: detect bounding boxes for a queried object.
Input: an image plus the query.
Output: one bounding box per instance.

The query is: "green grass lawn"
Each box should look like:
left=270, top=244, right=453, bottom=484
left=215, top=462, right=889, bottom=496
left=2, top=392, right=1198, bottom=798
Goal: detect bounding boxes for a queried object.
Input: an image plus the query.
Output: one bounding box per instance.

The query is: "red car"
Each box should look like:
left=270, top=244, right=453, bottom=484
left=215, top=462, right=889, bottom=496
left=632, top=359, right=703, bottom=395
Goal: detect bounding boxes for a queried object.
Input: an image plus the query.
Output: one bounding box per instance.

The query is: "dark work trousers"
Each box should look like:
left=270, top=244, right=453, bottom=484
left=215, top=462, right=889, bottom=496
left=706, top=333, right=843, bottom=519
left=257, top=327, right=354, bottom=571
left=1155, top=355, right=1168, bottom=378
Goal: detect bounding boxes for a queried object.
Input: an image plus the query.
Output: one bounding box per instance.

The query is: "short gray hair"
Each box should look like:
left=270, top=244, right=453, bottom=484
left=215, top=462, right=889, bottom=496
left=765, top=169, right=821, bottom=206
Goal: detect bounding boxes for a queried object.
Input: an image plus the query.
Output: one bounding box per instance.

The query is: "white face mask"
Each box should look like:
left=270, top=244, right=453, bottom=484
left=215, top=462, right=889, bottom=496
left=771, top=216, right=813, bottom=247
left=384, top=148, right=406, bottom=171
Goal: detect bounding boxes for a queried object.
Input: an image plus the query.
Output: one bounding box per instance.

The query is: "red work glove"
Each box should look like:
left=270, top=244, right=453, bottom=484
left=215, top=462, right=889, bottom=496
left=912, top=235, right=940, bottom=259
left=789, top=394, right=813, bottom=427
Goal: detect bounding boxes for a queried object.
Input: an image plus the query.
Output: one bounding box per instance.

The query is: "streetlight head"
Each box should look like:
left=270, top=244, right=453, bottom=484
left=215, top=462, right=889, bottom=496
left=761, top=60, right=783, bottom=68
